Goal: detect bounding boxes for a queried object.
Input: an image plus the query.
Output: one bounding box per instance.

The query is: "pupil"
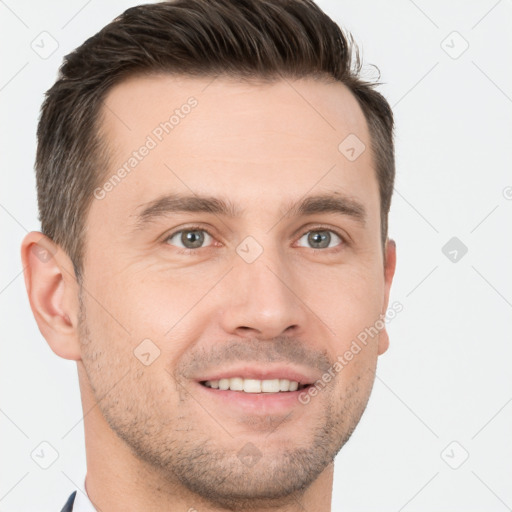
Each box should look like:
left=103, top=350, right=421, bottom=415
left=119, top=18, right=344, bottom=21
left=308, top=231, right=330, bottom=248
left=182, top=230, right=204, bottom=248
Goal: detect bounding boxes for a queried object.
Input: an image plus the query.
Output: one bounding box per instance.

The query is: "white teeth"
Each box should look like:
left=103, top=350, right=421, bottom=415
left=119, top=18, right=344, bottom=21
left=261, top=379, right=280, bottom=393
left=218, top=378, right=229, bottom=390
left=279, top=379, right=290, bottom=391
left=203, top=377, right=303, bottom=393
left=244, top=379, right=261, bottom=393
left=229, top=377, right=244, bottom=391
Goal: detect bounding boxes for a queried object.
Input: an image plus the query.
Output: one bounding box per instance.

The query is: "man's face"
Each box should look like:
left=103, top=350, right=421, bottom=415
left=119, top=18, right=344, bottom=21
left=79, top=74, right=394, bottom=506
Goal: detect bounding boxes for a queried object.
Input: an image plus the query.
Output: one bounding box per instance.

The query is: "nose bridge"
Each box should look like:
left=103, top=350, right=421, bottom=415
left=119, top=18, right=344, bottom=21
left=220, top=241, right=305, bottom=338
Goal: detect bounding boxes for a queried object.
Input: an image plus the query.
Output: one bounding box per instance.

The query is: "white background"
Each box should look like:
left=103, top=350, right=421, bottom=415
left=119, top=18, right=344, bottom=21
left=1, top=1, right=511, bottom=510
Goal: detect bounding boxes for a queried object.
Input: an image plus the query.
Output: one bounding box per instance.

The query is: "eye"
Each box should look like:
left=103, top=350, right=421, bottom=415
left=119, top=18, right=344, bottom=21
left=165, top=229, right=214, bottom=249
left=297, top=230, right=344, bottom=249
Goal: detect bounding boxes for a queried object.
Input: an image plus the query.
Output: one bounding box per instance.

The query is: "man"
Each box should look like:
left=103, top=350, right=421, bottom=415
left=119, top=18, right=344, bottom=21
left=21, top=0, right=396, bottom=510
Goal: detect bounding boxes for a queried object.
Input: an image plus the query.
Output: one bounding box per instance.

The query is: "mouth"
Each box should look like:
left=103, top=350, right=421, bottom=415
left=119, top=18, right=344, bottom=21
left=200, top=377, right=311, bottom=393
left=192, top=366, right=318, bottom=414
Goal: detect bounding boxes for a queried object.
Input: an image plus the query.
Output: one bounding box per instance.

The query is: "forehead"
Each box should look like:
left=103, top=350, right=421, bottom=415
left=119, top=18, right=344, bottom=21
left=92, top=74, right=378, bottom=227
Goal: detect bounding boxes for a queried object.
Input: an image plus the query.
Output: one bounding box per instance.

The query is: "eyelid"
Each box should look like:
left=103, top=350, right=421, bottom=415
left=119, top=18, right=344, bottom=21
left=163, top=224, right=218, bottom=248
left=161, top=223, right=350, bottom=252
left=293, top=224, right=350, bottom=247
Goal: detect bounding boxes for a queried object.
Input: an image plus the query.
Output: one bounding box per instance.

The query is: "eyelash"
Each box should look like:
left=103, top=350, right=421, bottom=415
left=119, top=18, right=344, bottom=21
left=163, top=224, right=349, bottom=254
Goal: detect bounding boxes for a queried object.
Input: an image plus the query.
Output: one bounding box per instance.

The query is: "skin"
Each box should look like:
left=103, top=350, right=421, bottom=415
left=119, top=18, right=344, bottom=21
left=21, top=75, right=396, bottom=512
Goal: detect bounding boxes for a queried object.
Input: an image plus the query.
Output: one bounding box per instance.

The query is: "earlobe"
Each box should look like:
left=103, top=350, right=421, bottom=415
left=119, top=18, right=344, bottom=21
left=20, top=232, right=82, bottom=361
left=377, top=329, right=389, bottom=355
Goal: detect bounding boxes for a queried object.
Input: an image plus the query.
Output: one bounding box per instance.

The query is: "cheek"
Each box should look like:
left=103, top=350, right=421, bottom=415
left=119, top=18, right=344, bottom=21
left=85, top=260, right=207, bottom=333
left=81, top=266, right=224, bottom=375
left=295, top=261, right=385, bottom=342
left=78, top=289, right=180, bottom=412
left=318, top=266, right=384, bottom=404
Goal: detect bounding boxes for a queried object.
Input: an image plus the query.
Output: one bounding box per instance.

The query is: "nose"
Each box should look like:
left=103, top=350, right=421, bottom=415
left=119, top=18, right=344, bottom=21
left=218, top=248, right=308, bottom=340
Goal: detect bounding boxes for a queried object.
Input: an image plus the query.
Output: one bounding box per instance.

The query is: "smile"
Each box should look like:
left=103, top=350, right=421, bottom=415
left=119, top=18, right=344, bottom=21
left=201, top=377, right=309, bottom=393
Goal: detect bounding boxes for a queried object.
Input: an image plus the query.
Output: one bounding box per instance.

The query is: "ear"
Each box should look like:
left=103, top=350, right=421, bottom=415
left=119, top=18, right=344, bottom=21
left=20, top=231, right=82, bottom=360
left=377, top=238, right=397, bottom=355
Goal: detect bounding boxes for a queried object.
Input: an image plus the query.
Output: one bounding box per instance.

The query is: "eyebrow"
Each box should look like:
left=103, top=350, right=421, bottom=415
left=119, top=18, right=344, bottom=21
left=132, top=192, right=366, bottom=231
left=282, top=193, right=366, bottom=224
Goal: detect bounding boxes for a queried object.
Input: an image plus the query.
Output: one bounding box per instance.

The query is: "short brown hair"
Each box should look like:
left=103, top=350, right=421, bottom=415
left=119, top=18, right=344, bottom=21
left=36, top=0, right=394, bottom=281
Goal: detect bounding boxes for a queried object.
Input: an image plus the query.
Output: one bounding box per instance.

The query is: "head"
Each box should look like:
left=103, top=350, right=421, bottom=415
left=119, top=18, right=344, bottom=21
left=22, top=0, right=396, bottom=508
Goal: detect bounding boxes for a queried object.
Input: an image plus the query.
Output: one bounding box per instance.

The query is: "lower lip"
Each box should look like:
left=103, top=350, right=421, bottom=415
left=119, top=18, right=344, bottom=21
left=195, top=382, right=309, bottom=415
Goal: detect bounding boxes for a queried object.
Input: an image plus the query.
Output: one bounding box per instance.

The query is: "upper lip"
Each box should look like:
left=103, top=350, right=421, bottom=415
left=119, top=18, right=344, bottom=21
left=194, top=365, right=319, bottom=386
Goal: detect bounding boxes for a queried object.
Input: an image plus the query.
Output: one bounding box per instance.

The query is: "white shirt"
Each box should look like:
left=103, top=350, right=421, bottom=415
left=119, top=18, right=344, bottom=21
left=72, top=477, right=97, bottom=512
